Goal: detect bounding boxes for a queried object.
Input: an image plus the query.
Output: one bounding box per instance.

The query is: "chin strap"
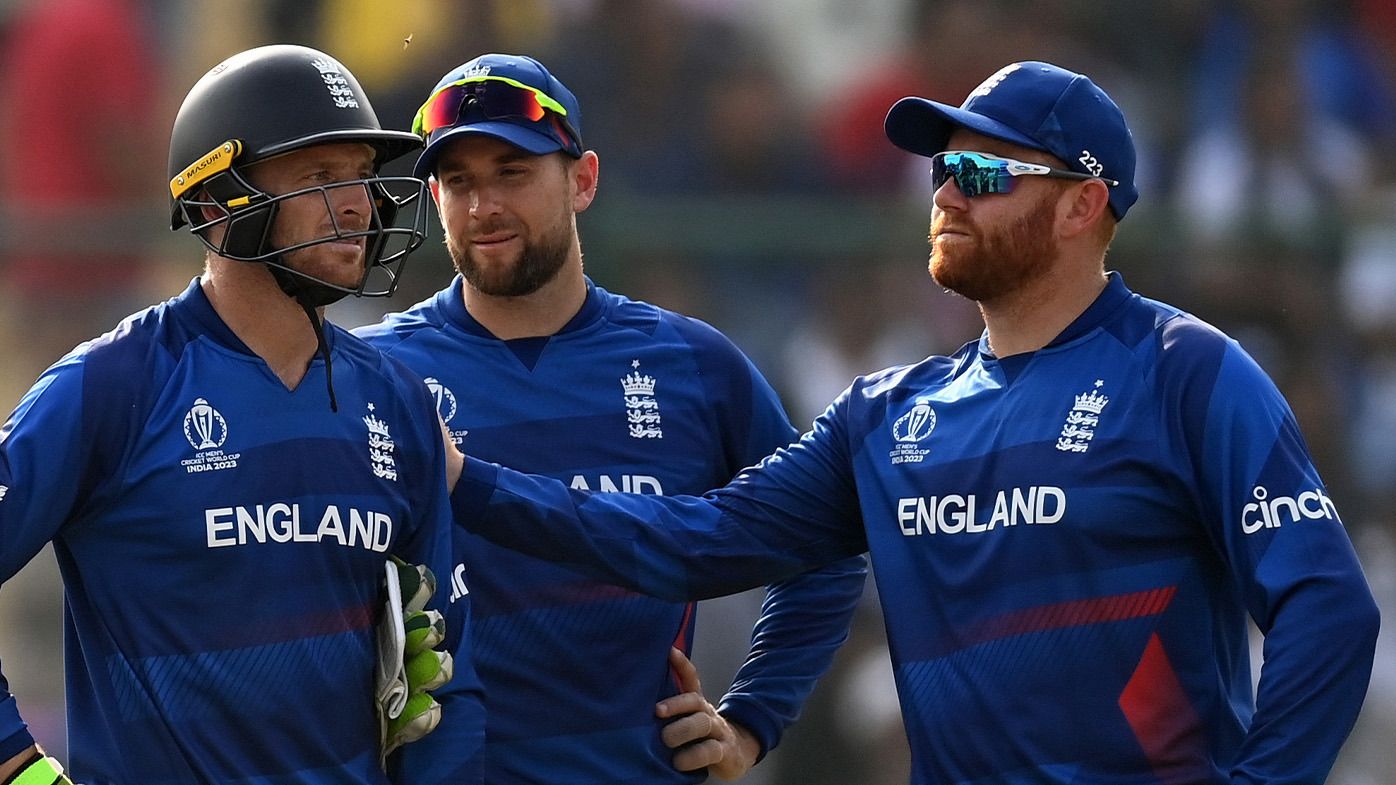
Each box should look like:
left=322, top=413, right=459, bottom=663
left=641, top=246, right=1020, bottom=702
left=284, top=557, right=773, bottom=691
left=299, top=298, right=339, bottom=413
left=269, top=265, right=345, bottom=413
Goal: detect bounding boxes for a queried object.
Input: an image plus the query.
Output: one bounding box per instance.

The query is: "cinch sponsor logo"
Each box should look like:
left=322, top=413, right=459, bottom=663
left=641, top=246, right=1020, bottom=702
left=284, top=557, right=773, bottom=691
left=897, top=486, right=1065, bottom=535
left=569, top=474, right=664, bottom=494
left=205, top=503, right=393, bottom=550
left=1241, top=486, right=1338, bottom=535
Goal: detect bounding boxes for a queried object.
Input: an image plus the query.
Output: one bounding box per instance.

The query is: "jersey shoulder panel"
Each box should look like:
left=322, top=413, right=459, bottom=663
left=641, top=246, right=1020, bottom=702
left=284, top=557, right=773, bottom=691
left=838, top=343, right=972, bottom=437
left=351, top=290, right=447, bottom=351
left=593, top=285, right=664, bottom=338
left=77, top=294, right=197, bottom=390
left=329, top=325, right=440, bottom=434
left=1142, top=298, right=1280, bottom=415
left=639, top=294, right=800, bottom=463
left=55, top=297, right=198, bottom=506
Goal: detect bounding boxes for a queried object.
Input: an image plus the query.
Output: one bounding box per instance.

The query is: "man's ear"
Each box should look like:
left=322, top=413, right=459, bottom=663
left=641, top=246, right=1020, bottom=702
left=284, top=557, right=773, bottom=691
left=572, top=151, right=599, bottom=214
left=1059, top=178, right=1111, bottom=240
left=195, top=189, right=229, bottom=243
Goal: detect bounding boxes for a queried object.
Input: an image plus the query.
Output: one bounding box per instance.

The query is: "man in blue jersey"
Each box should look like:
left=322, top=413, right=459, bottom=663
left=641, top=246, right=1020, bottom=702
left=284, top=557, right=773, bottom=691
left=356, top=53, right=867, bottom=784
left=0, top=45, right=481, bottom=784
left=447, top=61, right=1381, bottom=784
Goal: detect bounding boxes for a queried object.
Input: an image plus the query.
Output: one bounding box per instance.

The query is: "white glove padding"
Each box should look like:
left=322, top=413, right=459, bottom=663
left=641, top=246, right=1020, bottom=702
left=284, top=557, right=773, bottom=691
left=376, top=558, right=454, bottom=767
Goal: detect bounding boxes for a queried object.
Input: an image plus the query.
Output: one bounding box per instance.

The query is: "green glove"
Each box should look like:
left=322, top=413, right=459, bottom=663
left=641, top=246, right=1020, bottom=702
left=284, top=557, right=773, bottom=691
left=4, top=751, right=74, bottom=785
left=375, top=557, right=454, bottom=767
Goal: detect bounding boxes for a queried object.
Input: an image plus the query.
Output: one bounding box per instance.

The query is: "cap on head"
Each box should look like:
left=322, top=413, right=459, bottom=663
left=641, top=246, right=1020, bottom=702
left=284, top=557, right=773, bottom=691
left=884, top=61, right=1138, bottom=220
left=413, top=53, right=583, bottom=179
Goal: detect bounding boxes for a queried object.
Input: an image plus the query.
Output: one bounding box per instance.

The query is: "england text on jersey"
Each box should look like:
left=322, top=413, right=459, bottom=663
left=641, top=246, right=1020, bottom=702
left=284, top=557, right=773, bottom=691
left=896, top=486, right=1065, bottom=535
left=204, top=503, right=393, bottom=550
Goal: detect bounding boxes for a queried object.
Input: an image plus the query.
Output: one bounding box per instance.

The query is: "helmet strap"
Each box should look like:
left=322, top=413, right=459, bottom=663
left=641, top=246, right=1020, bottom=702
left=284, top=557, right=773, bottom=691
left=268, top=264, right=345, bottom=413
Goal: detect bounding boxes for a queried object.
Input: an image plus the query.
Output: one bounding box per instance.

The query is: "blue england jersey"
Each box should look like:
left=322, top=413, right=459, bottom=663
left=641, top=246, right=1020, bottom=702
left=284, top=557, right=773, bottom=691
left=357, top=277, right=865, bottom=785
left=454, top=273, right=1379, bottom=785
left=0, top=279, right=483, bottom=785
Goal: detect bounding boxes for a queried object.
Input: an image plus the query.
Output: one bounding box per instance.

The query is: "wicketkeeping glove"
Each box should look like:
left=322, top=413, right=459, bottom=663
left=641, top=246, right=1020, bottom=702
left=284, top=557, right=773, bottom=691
left=2, top=751, right=74, bottom=785
left=375, top=557, right=454, bottom=767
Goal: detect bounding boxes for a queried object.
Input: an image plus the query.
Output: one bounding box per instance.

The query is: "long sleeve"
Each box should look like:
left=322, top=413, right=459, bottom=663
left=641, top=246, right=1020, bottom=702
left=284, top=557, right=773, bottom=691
left=717, top=554, right=865, bottom=757
left=708, top=363, right=868, bottom=758
left=394, top=522, right=486, bottom=785
left=0, top=358, right=110, bottom=760
left=451, top=397, right=869, bottom=602
left=1166, top=321, right=1380, bottom=784
left=389, top=369, right=484, bottom=785
left=0, top=339, right=152, bottom=764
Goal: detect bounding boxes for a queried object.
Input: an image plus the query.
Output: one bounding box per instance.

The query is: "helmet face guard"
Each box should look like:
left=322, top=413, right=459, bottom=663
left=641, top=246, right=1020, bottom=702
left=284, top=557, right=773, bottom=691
left=167, top=45, right=428, bottom=300
left=171, top=151, right=429, bottom=298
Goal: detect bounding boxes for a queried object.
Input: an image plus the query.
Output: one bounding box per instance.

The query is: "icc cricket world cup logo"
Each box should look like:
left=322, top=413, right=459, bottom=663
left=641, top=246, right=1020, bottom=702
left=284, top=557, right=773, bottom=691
left=424, top=377, right=457, bottom=424
left=888, top=399, right=935, bottom=465
left=893, top=401, right=936, bottom=443
left=183, top=398, right=228, bottom=450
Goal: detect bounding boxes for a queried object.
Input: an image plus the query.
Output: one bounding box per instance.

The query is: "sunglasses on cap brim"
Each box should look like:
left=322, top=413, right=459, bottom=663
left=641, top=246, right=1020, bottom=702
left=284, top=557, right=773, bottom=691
left=931, top=151, right=1118, bottom=198
left=411, top=75, right=582, bottom=156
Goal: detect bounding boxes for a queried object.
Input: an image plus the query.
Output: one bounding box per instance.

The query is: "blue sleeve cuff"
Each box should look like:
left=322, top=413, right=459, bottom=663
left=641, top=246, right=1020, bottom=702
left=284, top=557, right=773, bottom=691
left=717, top=698, right=780, bottom=764
left=0, top=694, right=35, bottom=764
left=450, top=457, right=500, bottom=523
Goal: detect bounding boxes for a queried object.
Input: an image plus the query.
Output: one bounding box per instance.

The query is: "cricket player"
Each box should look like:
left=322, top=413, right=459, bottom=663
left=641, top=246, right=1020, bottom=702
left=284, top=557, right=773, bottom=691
left=445, top=61, right=1380, bottom=784
left=0, top=45, right=479, bottom=785
left=358, top=53, right=867, bottom=784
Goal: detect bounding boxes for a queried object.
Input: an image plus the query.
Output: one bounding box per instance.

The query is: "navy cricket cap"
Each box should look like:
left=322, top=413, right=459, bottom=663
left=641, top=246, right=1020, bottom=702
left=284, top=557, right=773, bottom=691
left=884, top=61, right=1138, bottom=220
left=413, top=53, right=583, bottom=179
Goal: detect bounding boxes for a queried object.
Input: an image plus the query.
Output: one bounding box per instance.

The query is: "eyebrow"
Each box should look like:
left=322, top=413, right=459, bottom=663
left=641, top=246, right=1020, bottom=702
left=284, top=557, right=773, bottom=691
left=438, top=149, right=539, bottom=176
left=298, top=155, right=374, bottom=170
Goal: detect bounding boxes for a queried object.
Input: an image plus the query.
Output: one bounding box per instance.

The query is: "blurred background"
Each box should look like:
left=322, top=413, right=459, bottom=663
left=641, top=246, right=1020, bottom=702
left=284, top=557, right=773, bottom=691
left=2, top=0, right=1395, bottom=782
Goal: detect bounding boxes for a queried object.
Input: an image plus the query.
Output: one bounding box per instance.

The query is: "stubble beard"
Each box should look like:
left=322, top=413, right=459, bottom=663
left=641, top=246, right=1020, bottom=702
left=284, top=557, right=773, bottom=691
left=928, top=193, right=1059, bottom=303
left=270, top=223, right=368, bottom=293
left=447, top=218, right=572, bottom=298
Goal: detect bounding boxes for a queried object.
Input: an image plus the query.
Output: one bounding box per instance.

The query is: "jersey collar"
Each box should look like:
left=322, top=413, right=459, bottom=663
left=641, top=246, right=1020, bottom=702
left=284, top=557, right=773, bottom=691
left=177, top=277, right=339, bottom=358
left=1045, top=270, right=1132, bottom=349
left=178, top=277, right=255, bottom=356
left=976, top=271, right=1133, bottom=356
left=437, top=274, right=606, bottom=339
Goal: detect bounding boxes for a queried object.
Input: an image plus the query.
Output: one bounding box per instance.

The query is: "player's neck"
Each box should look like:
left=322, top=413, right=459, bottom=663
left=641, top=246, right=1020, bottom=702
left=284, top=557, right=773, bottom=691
left=200, top=262, right=323, bottom=389
left=979, top=260, right=1107, bottom=358
left=461, top=258, right=587, bottom=340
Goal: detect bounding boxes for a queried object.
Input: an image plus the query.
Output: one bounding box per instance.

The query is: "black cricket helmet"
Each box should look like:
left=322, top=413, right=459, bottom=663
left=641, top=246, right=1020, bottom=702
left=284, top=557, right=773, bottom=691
left=168, top=44, right=428, bottom=301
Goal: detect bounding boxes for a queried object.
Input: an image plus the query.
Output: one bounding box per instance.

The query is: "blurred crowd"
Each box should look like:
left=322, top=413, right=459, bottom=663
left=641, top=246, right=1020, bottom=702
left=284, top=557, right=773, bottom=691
left=3, top=0, right=1396, bottom=782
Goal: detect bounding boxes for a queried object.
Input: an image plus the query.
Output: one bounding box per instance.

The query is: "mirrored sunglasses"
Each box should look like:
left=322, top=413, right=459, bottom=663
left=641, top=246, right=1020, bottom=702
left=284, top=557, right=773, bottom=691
left=411, top=76, right=581, bottom=156
left=931, top=151, right=1118, bottom=198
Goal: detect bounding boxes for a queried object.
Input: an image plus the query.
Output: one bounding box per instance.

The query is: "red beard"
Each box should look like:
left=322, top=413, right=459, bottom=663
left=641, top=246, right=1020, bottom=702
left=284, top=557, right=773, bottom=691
left=929, top=192, right=1060, bottom=302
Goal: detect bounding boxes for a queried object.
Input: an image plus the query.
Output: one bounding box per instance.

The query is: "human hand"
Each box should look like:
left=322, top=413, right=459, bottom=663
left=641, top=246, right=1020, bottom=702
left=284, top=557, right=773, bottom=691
left=439, top=417, right=463, bottom=492
left=656, top=647, right=761, bottom=781
left=375, top=558, right=454, bottom=767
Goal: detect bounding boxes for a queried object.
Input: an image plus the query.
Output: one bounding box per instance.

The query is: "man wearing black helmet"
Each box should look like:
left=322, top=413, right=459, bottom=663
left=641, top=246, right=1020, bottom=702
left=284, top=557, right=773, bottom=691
left=0, top=45, right=480, bottom=785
